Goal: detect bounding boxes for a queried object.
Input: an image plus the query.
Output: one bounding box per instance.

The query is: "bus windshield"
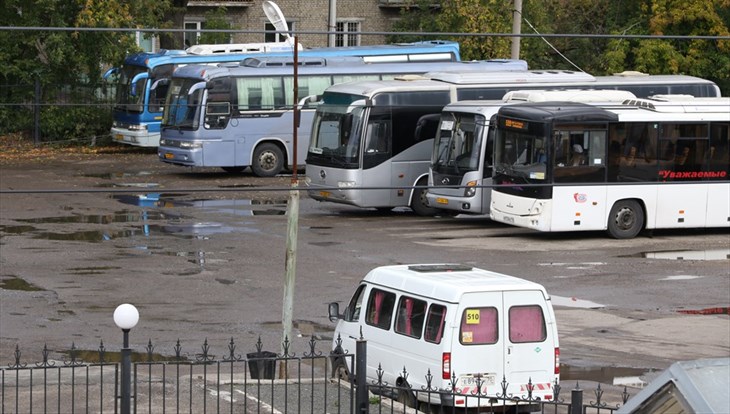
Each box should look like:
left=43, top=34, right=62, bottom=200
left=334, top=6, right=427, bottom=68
left=114, top=65, right=146, bottom=113
left=493, top=125, right=548, bottom=181
left=432, top=113, right=485, bottom=176
left=162, top=78, right=205, bottom=131
left=308, top=101, right=366, bottom=168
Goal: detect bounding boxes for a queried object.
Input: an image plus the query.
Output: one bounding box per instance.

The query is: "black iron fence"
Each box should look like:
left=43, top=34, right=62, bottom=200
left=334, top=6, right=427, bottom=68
left=2, top=335, right=630, bottom=414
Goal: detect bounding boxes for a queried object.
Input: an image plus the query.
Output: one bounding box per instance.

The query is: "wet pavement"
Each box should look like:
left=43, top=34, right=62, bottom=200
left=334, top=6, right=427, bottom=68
left=1, top=150, right=729, bottom=407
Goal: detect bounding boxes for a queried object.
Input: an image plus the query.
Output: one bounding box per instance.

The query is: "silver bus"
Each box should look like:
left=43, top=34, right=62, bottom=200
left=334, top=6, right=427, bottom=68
left=158, top=57, right=527, bottom=177
left=304, top=71, right=721, bottom=215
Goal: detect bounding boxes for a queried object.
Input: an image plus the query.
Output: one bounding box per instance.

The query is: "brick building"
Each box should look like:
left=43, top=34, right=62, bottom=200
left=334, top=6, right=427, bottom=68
left=180, top=0, right=422, bottom=49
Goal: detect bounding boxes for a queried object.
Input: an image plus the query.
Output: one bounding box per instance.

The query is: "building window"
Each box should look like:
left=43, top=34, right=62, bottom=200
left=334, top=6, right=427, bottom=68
left=265, top=21, right=295, bottom=43
left=336, top=21, right=360, bottom=46
left=184, top=21, right=202, bottom=48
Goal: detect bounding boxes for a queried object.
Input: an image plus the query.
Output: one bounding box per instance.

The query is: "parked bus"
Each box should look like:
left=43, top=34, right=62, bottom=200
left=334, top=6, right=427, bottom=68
left=304, top=71, right=721, bottom=215
left=489, top=95, right=730, bottom=238
left=108, top=40, right=462, bottom=147
left=157, top=57, right=527, bottom=177
left=428, top=89, right=638, bottom=216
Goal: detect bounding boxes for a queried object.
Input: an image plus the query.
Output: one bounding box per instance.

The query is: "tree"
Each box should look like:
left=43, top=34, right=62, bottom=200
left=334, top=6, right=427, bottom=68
left=0, top=0, right=172, bottom=140
left=198, top=7, right=233, bottom=45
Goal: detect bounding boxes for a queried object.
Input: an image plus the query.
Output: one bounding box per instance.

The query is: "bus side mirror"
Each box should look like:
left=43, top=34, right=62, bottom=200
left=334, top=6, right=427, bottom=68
left=328, top=302, right=342, bottom=322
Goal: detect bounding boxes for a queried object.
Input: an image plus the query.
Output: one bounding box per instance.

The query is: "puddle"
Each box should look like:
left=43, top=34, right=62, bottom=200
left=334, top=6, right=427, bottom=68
left=0, top=276, right=45, bottom=291
left=561, top=365, right=649, bottom=387
left=62, top=349, right=187, bottom=363
left=677, top=307, right=729, bottom=315
left=82, top=172, right=154, bottom=179
left=33, top=229, right=139, bottom=242
left=624, top=249, right=730, bottom=261
left=148, top=222, right=257, bottom=238
left=113, top=194, right=287, bottom=216
left=0, top=225, right=37, bottom=234
left=64, top=266, right=122, bottom=275
left=16, top=211, right=168, bottom=225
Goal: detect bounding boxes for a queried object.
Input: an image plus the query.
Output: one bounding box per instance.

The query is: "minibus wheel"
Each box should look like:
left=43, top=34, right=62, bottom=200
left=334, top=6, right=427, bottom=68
left=395, top=378, right=418, bottom=408
left=252, top=143, right=284, bottom=177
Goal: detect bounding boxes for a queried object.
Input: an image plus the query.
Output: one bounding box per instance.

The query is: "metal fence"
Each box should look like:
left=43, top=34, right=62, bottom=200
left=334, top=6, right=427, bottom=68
left=1, top=335, right=630, bottom=414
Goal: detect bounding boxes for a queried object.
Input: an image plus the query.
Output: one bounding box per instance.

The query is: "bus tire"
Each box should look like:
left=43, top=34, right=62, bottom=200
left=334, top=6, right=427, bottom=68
left=252, top=143, right=284, bottom=177
left=221, top=166, right=246, bottom=174
left=411, top=178, right=439, bottom=216
left=607, top=199, right=644, bottom=239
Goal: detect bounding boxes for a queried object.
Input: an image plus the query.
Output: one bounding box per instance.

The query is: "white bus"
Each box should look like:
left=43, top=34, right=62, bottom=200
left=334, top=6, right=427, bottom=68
left=304, top=71, right=721, bottom=215
left=158, top=57, right=526, bottom=177
left=427, top=89, right=639, bottom=216
left=489, top=95, right=730, bottom=238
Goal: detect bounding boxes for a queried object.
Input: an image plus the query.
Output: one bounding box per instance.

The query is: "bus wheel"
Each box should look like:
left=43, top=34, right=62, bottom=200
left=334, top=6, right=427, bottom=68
left=252, top=143, right=284, bottom=177
left=411, top=178, right=439, bottom=216
left=221, top=166, right=246, bottom=174
left=607, top=200, right=644, bottom=239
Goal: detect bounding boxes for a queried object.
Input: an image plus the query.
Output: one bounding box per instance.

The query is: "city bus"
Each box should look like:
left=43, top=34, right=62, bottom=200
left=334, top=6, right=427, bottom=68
left=108, top=40, right=462, bottom=147
left=489, top=95, right=730, bottom=238
left=304, top=71, right=721, bottom=215
left=428, top=89, right=638, bottom=216
left=157, top=57, right=527, bottom=177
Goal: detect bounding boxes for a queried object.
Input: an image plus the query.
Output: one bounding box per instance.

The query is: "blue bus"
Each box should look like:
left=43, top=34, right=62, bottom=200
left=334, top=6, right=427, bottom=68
left=108, top=41, right=462, bottom=147
left=157, top=57, right=527, bottom=176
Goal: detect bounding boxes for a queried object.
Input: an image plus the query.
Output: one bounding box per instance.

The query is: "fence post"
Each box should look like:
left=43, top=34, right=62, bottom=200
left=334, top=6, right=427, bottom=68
left=355, top=337, right=368, bottom=413
left=571, top=383, right=583, bottom=414
left=33, top=76, right=41, bottom=146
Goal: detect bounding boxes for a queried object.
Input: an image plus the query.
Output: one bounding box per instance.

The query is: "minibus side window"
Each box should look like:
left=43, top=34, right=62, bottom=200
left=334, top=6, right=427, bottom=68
left=509, top=305, right=547, bottom=343
left=365, top=288, right=396, bottom=330
left=344, top=285, right=366, bottom=322
left=394, top=296, right=427, bottom=339
left=424, top=304, right=447, bottom=344
left=459, top=307, right=498, bottom=345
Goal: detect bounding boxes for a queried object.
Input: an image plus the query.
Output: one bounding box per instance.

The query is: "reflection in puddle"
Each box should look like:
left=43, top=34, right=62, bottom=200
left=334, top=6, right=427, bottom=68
left=113, top=194, right=287, bottom=216
left=561, top=365, right=649, bottom=388
left=33, top=229, right=139, bottom=242
left=16, top=211, right=168, bottom=224
left=625, top=249, right=730, bottom=261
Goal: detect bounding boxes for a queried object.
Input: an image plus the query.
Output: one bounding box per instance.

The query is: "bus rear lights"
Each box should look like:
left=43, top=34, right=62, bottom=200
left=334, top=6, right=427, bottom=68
left=442, top=352, right=451, bottom=379
left=575, top=212, right=581, bottom=216
left=337, top=181, right=356, bottom=188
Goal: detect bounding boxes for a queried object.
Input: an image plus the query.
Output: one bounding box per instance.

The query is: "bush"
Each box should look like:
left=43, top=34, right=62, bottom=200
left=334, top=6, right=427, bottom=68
left=40, top=105, right=112, bottom=143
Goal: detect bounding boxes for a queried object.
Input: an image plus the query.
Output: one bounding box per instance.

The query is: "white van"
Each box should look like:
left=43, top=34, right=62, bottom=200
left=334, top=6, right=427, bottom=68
left=328, top=264, right=559, bottom=410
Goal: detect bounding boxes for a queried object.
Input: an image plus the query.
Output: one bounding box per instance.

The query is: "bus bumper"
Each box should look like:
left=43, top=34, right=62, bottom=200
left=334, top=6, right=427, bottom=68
left=111, top=127, right=159, bottom=147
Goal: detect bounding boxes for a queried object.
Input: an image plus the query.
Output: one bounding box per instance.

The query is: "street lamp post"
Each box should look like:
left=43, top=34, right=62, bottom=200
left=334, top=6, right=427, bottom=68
left=114, top=304, right=139, bottom=414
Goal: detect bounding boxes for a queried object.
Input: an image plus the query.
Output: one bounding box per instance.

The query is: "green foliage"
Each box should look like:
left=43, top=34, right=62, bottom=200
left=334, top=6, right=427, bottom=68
left=386, top=0, right=729, bottom=95
left=0, top=0, right=172, bottom=141
left=199, top=7, right=233, bottom=45
left=386, top=0, right=442, bottom=43
left=41, top=105, right=112, bottom=142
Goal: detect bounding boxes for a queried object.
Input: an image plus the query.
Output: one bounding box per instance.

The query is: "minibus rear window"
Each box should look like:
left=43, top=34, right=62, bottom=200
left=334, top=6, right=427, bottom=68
left=459, top=307, right=498, bottom=345
left=365, top=288, right=396, bottom=330
left=509, top=305, right=547, bottom=343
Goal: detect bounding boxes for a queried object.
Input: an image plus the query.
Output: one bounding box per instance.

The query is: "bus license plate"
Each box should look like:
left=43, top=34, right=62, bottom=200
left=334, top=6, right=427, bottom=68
left=436, top=197, right=448, bottom=205
left=502, top=216, right=515, bottom=224
left=164, top=153, right=175, bottom=160
left=319, top=191, right=331, bottom=198
left=114, top=134, right=124, bottom=141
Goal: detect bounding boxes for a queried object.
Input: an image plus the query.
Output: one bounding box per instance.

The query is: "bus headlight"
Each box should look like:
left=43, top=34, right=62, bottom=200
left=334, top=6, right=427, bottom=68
left=129, top=124, right=147, bottom=131
left=464, top=180, right=477, bottom=197
left=338, top=181, right=356, bottom=188
left=179, top=141, right=203, bottom=149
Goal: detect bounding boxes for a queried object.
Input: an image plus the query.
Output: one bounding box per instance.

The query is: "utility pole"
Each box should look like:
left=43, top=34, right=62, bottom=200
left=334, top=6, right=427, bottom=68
left=511, top=0, right=523, bottom=60
left=328, top=0, right=337, bottom=47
